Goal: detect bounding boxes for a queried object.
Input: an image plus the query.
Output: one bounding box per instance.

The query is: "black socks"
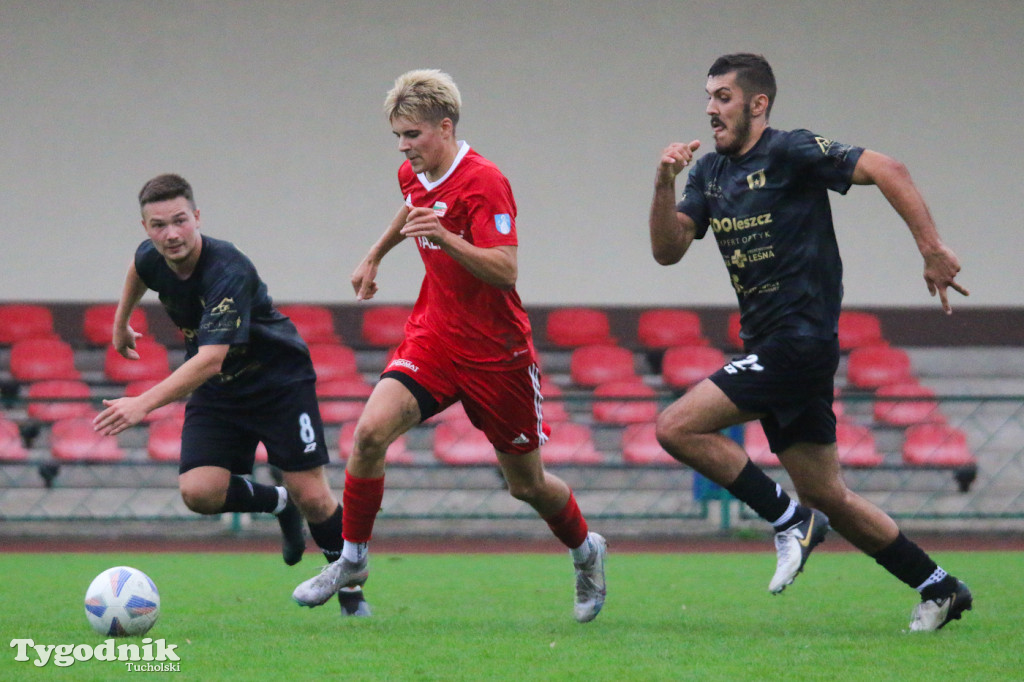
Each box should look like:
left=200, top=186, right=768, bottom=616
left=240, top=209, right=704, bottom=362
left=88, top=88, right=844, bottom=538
left=871, top=532, right=958, bottom=599
left=308, top=504, right=344, bottom=562
left=726, top=459, right=805, bottom=530
left=221, top=475, right=280, bottom=514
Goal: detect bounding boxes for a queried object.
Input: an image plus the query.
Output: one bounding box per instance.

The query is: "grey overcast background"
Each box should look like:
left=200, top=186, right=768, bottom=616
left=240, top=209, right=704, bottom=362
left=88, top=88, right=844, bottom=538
left=2, top=1, right=1019, bottom=307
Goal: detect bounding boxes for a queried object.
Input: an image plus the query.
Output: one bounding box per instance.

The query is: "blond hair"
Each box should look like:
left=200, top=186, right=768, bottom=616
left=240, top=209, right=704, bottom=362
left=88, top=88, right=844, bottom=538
left=384, top=69, right=461, bottom=127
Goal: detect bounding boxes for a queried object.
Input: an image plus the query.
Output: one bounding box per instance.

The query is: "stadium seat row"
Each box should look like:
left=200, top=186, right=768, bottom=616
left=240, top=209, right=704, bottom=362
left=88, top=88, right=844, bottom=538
left=2, top=303, right=964, bottom=470
left=0, top=412, right=974, bottom=470
left=0, top=303, right=889, bottom=352
left=3, top=337, right=947, bottom=431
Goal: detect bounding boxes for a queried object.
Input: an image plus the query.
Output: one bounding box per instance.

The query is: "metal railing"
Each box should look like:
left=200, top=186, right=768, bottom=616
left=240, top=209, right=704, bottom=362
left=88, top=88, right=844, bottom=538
left=1, top=394, right=1022, bottom=531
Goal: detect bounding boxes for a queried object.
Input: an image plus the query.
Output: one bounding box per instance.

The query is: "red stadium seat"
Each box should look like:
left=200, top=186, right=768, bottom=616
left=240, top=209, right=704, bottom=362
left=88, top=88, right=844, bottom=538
left=836, top=421, right=884, bottom=467
left=26, top=380, right=95, bottom=422
left=147, top=415, right=184, bottom=462
left=744, top=422, right=780, bottom=466
left=833, top=387, right=846, bottom=420
left=621, top=423, right=676, bottom=466
left=0, top=304, right=57, bottom=344
left=661, top=345, right=727, bottom=390
left=361, top=306, right=413, bottom=347
left=902, top=423, right=975, bottom=467
left=591, top=379, right=659, bottom=425
left=846, top=345, right=913, bottom=390
left=278, top=304, right=341, bottom=345
left=727, top=312, right=743, bottom=350
left=433, top=421, right=495, bottom=465
left=540, top=378, right=571, bottom=424
left=541, top=422, right=602, bottom=464
left=124, top=380, right=186, bottom=423
left=637, top=309, right=708, bottom=349
left=316, top=376, right=373, bottom=423
left=838, top=311, right=885, bottom=351
left=82, top=304, right=149, bottom=346
left=338, top=421, right=412, bottom=463
left=51, top=418, right=124, bottom=462
left=545, top=308, right=614, bottom=348
left=873, top=382, right=942, bottom=427
left=0, top=417, right=28, bottom=461
left=569, top=344, right=636, bottom=387
left=308, top=343, right=360, bottom=383
left=104, top=339, right=171, bottom=384
left=10, top=338, right=80, bottom=381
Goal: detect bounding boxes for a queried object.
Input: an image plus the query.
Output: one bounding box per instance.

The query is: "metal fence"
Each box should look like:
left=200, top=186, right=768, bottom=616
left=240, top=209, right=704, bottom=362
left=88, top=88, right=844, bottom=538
left=2, top=394, right=1023, bottom=534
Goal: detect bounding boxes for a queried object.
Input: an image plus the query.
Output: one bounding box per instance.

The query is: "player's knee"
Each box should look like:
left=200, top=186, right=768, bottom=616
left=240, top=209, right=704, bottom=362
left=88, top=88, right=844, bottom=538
left=351, top=422, right=391, bottom=462
left=179, top=485, right=224, bottom=515
left=654, top=413, right=695, bottom=462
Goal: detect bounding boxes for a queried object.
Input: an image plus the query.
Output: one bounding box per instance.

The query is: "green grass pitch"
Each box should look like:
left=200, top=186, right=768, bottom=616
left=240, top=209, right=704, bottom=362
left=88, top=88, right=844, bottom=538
left=1, top=550, right=1019, bottom=681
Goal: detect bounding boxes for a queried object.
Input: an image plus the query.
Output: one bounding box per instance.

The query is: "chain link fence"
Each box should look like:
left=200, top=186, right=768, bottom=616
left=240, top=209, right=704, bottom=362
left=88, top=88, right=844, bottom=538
left=2, top=394, right=1022, bottom=536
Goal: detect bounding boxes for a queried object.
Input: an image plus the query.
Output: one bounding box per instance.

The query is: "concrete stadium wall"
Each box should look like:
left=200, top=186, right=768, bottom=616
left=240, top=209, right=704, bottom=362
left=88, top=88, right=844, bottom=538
left=1, top=1, right=1019, bottom=309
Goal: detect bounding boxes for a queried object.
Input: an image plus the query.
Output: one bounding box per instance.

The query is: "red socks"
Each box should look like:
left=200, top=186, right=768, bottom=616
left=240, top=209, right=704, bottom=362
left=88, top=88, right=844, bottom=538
left=543, top=492, right=589, bottom=549
left=342, top=473, right=588, bottom=550
left=342, top=471, right=385, bottom=543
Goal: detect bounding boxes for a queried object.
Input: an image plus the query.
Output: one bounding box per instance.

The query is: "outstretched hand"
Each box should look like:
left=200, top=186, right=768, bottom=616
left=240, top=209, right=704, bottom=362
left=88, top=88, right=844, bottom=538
left=113, top=325, right=143, bottom=360
left=351, top=258, right=380, bottom=301
left=93, top=397, right=147, bottom=436
left=923, top=245, right=969, bottom=314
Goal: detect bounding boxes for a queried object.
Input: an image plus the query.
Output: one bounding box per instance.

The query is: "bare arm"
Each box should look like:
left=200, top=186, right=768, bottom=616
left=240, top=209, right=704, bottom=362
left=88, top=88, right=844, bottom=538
left=93, top=344, right=229, bottom=435
left=400, top=206, right=518, bottom=289
left=851, top=150, right=969, bottom=313
left=650, top=141, right=701, bottom=265
left=351, top=206, right=410, bottom=300
left=112, top=261, right=150, bottom=359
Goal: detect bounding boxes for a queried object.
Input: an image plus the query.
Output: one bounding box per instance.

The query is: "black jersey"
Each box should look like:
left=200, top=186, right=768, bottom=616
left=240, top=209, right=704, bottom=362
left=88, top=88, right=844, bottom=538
left=677, top=127, right=864, bottom=342
left=134, top=235, right=315, bottom=402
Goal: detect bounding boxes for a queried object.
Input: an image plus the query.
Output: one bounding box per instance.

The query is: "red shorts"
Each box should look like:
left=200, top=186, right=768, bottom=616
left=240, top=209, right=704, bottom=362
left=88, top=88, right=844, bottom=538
left=383, top=335, right=549, bottom=454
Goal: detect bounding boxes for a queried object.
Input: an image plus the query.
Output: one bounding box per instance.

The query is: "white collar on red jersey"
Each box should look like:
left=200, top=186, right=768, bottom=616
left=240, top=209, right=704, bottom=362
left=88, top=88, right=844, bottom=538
left=417, top=141, right=470, bottom=191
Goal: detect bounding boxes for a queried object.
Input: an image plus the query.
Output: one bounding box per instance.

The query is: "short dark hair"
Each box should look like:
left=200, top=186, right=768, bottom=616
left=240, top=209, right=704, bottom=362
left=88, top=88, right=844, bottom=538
left=138, top=173, right=195, bottom=210
left=708, top=53, right=776, bottom=119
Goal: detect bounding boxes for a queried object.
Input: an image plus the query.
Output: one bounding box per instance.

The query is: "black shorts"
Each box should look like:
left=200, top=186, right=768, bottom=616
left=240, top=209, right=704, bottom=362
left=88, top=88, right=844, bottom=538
left=180, top=379, right=330, bottom=475
left=709, top=335, right=839, bottom=454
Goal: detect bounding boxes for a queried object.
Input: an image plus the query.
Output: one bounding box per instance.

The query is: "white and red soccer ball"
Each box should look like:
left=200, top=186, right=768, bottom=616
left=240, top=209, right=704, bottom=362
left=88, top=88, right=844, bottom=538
left=84, top=566, right=160, bottom=636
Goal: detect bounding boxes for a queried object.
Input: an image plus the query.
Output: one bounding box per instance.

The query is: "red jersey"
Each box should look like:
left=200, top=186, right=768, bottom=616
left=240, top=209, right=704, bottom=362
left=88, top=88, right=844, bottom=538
left=399, top=142, right=536, bottom=369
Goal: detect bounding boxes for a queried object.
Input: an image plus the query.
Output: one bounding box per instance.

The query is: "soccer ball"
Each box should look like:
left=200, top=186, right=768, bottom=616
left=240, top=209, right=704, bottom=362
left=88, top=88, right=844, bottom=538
left=84, top=566, right=160, bottom=636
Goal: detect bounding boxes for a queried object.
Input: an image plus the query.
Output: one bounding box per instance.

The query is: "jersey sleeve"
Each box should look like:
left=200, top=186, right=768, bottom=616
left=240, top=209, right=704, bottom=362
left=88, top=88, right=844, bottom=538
left=676, top=162, right=711, bottom=239
left=786, top=129, right=865, bottom=195
left=465, top=170, right=518, bottom=248
left=133, top=241, right=160, bottom=290
left=196, top=255, right=254, bottom=347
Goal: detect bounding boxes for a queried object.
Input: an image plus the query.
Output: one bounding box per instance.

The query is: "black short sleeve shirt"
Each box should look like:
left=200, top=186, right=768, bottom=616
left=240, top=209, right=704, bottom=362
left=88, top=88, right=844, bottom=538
left=677, top=128, right=864, bottom=341
left=134, top=235, right=315, bottom=401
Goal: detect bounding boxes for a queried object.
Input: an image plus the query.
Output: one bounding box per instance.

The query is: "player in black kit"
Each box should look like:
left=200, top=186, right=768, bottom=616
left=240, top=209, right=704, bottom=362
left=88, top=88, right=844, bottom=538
left=649, top=54, right=971, bottom=631
left=94, top=174, right=369, bottom=616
